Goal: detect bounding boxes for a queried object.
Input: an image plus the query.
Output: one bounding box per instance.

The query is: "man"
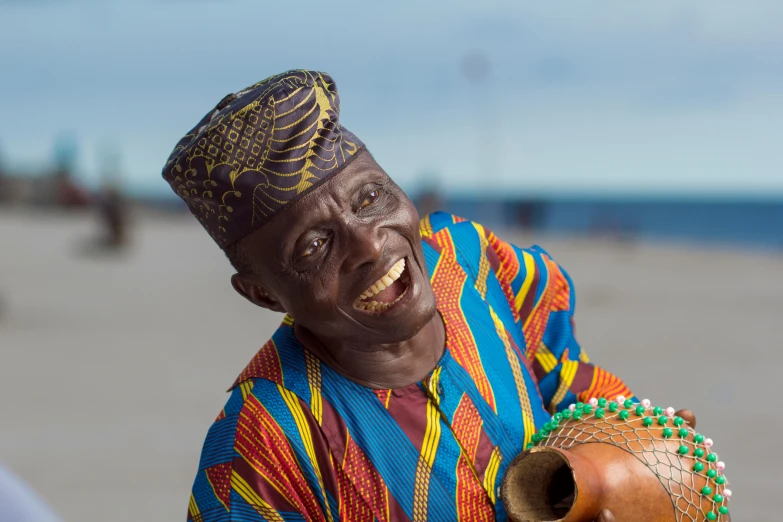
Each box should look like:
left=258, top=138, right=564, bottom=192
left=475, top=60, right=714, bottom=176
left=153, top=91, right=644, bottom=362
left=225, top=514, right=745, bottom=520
left=163, top=70, right=691, bottom=521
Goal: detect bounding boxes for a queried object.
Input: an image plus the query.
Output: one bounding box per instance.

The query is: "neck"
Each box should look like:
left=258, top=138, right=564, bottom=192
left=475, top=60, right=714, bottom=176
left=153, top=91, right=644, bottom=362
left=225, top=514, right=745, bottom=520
left=294, top=313, right=446, bottom=389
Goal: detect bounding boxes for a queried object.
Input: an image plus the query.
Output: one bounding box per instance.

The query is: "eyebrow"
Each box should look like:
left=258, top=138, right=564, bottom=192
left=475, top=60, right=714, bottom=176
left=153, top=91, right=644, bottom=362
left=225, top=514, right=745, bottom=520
left=335, top=168, right=386, bottom=195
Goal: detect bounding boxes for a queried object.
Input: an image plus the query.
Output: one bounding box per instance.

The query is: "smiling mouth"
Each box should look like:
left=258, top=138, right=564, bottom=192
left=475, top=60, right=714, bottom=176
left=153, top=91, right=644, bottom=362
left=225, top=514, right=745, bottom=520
left=353, top=258, right=410, bottom=314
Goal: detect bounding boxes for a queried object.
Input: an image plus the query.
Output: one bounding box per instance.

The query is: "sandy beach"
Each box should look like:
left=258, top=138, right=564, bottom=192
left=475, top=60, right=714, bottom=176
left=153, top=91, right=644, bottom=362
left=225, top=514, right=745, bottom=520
left=0, top=208, right=780, bottom=521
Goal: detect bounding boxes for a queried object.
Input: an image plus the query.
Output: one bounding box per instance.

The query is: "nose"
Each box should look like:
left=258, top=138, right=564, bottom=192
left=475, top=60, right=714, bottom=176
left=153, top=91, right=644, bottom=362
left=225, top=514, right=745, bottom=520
left=343, top=220, right=388, bottom=273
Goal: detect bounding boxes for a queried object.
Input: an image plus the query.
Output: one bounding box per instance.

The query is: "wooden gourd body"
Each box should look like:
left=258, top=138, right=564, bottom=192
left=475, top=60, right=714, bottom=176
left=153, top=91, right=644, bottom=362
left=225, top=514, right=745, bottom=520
left=501, top=400, right=732, bottom=522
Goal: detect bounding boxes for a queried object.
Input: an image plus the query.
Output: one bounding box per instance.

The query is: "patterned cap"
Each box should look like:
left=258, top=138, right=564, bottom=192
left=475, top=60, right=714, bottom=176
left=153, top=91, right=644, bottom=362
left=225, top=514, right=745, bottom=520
left=162, top=70, right=365, bottom=248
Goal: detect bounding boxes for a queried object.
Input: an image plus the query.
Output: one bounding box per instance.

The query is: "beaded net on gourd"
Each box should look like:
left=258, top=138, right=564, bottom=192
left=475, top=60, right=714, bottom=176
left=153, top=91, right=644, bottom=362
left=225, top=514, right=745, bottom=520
left=529, top=397, right=731, bottom=522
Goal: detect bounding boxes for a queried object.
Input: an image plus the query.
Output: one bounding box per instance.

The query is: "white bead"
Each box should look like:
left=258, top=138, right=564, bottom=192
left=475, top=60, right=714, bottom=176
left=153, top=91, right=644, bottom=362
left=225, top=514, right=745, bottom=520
left=641, top=399, right=651, bottom=408
left=723, top=488, right=732, bottom=498
left=568, top=404, right=576, bottom=412
left=616, top=395, right=626, bottom=404
left=665, top=407, right=676, bottom=417
left=588, top=398, right=599, bottom=407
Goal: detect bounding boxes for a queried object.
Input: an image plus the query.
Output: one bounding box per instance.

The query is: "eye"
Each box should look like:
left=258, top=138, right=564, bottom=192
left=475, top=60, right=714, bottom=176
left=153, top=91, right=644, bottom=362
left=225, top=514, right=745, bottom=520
left=302, top=238, right=326, bottom=257
left=360, top=188, right=383, bottom=209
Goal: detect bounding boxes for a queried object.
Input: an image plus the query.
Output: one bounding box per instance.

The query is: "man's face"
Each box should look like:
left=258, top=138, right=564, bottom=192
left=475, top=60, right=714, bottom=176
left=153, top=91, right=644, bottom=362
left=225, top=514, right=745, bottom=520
left=235, top=150, right=438, bottom=346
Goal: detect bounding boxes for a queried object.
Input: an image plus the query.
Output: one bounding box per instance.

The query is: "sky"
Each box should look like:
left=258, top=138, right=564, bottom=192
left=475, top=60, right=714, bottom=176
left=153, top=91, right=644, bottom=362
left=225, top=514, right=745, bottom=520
left=1, top=0, right=782, bottom=198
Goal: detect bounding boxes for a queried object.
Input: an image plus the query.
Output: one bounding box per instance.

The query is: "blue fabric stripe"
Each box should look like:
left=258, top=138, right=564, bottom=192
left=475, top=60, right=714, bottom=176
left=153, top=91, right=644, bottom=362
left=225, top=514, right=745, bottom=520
left=199, top=415, right=239, bottom=469
left=320, top=364, right=454, bottom=520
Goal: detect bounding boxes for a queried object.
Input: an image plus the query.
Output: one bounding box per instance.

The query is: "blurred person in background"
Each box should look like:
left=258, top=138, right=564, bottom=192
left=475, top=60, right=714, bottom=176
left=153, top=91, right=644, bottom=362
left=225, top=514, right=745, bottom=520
left=162, top=70, right=695, bottom=521
left=94, top=153, right=129, bottom=252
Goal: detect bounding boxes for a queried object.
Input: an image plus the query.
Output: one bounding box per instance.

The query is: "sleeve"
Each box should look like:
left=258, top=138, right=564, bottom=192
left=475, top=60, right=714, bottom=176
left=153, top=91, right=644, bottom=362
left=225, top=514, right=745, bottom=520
left=187, top=386, right=337, bottom=522
left=484, top=230, right=635, bottom=413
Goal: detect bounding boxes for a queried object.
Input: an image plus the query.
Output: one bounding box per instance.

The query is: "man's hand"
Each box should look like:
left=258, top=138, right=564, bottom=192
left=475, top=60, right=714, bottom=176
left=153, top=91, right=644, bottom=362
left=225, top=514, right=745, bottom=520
left=674, top=409, right=697, bottom=428
left=595, top=509, right=615, bottom=522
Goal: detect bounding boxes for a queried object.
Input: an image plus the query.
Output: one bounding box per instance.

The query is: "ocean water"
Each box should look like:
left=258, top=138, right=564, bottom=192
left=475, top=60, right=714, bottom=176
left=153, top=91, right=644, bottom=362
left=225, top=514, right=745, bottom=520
left=437, top=198, right=783, bottom=250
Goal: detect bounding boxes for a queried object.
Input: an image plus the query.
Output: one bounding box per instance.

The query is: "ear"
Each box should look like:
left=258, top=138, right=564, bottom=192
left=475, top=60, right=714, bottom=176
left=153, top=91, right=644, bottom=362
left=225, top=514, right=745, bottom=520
left=230, top=273, right=287, bottom=313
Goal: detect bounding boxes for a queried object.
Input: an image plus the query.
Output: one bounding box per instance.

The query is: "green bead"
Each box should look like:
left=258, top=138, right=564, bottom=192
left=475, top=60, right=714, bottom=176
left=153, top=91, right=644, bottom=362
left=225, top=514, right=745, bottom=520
left=562, top=409, right=572, bottom=419
left=678, top=428, right=689, bottom=438
left=673, top=416, right=684, bottom=427
left=693, top=462, right=705, bottom=472
left=598, top=397, right=607, bottom=407
left=582, top=404, right=593, bottom=414
left=653, top=406, right=663, bottom=416
left=713, top=494, right=723, bottom=503
left=618, top=410, right=629, bottom=421
left=595, top=408, right=605, bottom=419
left=532, top=433, right=542, bottom=443
left=707, top=454, right=718, bottom=463
left=663, top=428, right=673, bottom=438
left=526, top=442, right=534, bottom=449
left=678, top=445, right=689, bottom=455
left=658, top=416, right=668, bottom=426
left=707, top=469, right=717, bottom=478
left=549, top=419, right=559, bottom=429
left=554, top=412, right=563, bottom=422
left=702, top=486, right=713, bottom=496
left=694, top=448, right=705, bottom=458
left=715, top=476, right=726, bottom=485
left=541, top=428, right=550, bottom=436
left=609, top=401, right=619, bottom=412
left=624, top=399, right=634, bottom=408
left=643, top=416, right=654, bottom=426
left=719, top=506, right=729, bottom=515
left=694, top=433, right=705, bottom=444
left=575, top=402, right=584, bottom=409
left=572, top=410, right=583, bottom=420
left=635, top=405, right=645, bottom=416
left=706, top=512, right=717, bottom=521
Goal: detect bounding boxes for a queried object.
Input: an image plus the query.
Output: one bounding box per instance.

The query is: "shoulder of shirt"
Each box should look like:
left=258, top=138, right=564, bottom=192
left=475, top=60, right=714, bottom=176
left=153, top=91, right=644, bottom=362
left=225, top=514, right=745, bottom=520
left=419, top=211, right=553, bottom=260
left=204, top=315, right=314, bottom=432
left=229, top=315, right=304, bottom=390
left=419, top=211, right=474, bottom=238
left=418, top=211, right=570, bottom=309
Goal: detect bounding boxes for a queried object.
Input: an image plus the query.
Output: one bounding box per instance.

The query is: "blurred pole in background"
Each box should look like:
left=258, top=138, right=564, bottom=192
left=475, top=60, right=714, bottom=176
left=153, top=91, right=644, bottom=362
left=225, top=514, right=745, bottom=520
left=0, top=141, right=6, bottom=205
left=461, top=51, right=497, bottom=190
left=413, top=169, right=444, bottom=217
left=52, top=133, right=89, bottom=209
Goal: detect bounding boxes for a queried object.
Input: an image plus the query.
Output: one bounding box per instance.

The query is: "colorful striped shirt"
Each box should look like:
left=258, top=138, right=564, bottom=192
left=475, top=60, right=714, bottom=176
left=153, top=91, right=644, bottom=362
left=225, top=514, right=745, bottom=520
left=187, top=212, right=634, bottom=521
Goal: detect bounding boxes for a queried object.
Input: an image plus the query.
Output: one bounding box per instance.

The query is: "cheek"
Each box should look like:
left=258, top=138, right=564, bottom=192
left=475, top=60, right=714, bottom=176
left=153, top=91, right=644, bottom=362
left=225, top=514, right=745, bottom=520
left=284, top=272, right=342, bottom=318
left=387, top=190, right=420, bottom=229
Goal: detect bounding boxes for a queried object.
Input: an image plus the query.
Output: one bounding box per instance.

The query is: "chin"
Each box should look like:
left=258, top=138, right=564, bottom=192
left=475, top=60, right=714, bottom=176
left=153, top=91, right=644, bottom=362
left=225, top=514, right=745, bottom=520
left=364, top=282, right=438, bottom=344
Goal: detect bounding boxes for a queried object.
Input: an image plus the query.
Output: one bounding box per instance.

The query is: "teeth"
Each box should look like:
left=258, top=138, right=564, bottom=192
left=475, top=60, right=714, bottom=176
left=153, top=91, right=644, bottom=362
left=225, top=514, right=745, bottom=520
left=353, top=258, right=408, bottom=312
left=363, top=259, right=405, bottom=298
left=353, top=286, right=409, bottom=314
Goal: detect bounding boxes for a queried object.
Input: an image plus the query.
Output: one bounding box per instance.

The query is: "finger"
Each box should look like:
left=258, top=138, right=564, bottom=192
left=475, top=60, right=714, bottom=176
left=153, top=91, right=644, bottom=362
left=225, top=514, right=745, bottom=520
left=596, top=508, right=615, bottom=522
left=675, top=409, right=697, bottom=428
